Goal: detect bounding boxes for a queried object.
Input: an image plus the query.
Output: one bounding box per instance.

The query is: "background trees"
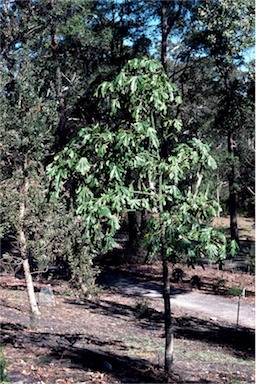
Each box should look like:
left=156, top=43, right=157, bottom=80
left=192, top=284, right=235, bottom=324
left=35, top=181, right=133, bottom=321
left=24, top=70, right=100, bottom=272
left=0, top=0, right=254, bottom=354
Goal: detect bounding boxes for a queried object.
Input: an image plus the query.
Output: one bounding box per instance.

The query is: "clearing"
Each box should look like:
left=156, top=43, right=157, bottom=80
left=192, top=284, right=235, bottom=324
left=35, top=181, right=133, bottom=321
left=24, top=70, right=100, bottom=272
left=0, top=262, right=255, bottom=384
left=0, top=216, right=255, bottom=383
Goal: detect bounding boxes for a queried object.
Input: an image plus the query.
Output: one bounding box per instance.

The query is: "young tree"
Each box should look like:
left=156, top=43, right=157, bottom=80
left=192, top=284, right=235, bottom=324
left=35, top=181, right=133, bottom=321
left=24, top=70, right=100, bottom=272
left=48, top=57, right=230, bottom=373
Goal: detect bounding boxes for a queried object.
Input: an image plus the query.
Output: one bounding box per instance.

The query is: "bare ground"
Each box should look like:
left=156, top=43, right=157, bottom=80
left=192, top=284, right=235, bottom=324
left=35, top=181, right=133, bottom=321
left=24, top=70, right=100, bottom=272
left=0, top=216, right=255, bottom=383
left=0, top=266, right=255, bottom=384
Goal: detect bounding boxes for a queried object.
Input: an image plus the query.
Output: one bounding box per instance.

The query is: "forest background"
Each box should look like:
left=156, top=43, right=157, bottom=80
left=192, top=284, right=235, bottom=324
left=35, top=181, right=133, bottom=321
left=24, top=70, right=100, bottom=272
left=0, top=0, right=255, bottom=377
left=0, top=0, right=254, bottom=330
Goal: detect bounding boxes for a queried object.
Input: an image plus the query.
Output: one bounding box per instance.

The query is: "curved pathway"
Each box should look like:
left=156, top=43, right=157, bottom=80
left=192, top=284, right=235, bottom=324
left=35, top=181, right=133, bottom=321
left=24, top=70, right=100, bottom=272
left=98, top=272, right=255, bottom=329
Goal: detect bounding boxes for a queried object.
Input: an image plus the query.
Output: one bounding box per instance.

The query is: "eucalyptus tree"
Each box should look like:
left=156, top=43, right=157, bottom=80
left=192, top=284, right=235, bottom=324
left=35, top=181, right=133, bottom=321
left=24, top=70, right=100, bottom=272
left=48, top=57, right=230, bottom=374
left=0, top=0, right=107, bottom=316
left=143, top=0, right=254, bottom=225
left=1, top=0, right=160, bottom=314
left=0, top=49, right=59, bottom=316
left=182, top=0, right=255, bottom=241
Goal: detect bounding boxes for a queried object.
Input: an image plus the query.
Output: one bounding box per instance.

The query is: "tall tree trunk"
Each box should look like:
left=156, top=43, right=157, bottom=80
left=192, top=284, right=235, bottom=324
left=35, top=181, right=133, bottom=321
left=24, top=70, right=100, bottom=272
left=227, top=132, right=239, bottom=245
left=160, top=3, right=174, bottom=372
left=161, top=0, right=168, bottom=73
left=19, top=160, right=40, bottom=317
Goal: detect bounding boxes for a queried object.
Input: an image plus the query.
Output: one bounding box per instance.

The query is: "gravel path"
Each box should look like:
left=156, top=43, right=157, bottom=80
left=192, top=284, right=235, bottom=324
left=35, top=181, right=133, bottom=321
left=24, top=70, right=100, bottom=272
left=98, top=272, right=255, bottom=329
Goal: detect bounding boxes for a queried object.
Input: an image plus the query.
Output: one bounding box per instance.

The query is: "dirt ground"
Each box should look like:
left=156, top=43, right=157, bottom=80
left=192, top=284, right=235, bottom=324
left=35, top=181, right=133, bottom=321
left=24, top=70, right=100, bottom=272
left=0, top=216, right=255, bottom=383
left=212, top=216, right=255, bottom=240
left=0, top=264, right=255, bottom=384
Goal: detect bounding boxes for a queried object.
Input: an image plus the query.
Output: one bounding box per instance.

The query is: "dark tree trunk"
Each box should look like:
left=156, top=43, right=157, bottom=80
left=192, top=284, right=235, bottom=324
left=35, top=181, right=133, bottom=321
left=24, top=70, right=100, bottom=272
left=227, top=131, right=239, bottom=245
left=128, top=211, right=141, bottom=254
left=161, top=1, right=168, bottom=73
left=49, top=0, right=67, bottom=149
left=160, top=2, right=174, bottom=373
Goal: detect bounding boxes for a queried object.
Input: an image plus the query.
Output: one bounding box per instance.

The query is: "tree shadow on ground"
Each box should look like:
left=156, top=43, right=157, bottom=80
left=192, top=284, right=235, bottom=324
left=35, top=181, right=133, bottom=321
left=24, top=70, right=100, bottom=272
left=2, top=317, right=253, bottom=382
left=65, top=297, right=164, bottom=331
left=96, top=270, right=191, bottom=298
left=174, top=316, right=255, bottom=359
left=197, top=274, right=255, bottom=297
left=0, top=322, right=211, bottom=383
left=65, top=296, right=255, bottom=359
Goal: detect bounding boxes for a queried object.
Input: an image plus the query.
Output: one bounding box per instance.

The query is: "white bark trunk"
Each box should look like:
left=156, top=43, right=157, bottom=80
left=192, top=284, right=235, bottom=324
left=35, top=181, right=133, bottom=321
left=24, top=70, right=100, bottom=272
left=19, top=160, right=40, bottom=316
left=165, top=332, right=174, bottom=374
left=23, top=258, right=40, bottom=316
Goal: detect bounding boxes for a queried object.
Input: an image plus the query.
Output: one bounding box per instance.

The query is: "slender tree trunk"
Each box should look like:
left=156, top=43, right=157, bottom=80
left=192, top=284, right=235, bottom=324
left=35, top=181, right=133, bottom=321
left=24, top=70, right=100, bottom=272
left=160, top=4, right=174, bottom=370
left=162, top=245, right=174, bottom=373
left=161, top=1, right=168, bottom=73
left=159, top=173, right=173, bottom=373
left=227, top=132, right=239, bottom=245
left=128, top=211, right=141, bottom=253
left=194, top=169, right=203, bottom=197
left=19, top=160, right=40, bottom=316
left=22, top=258, right=40, bottom=316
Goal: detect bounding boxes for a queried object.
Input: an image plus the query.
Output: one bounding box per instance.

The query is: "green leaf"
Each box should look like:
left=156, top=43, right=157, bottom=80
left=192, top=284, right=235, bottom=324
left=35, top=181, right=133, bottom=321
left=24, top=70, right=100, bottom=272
left=147, top=127, right=159, bottom=149
left=148, top=60, right=160, bottom=72
left=99, top=81, right=110, bottom=97
left=173, top=119, right=182, bottom=132
left=207, top=155, right=217, bottom=169
left=111, top=98, right=121, bottom=115
left=109, top=164, right=121, bottom=181
left=109, top=214, right=120, bottom=232
left=98, top=206, right=112, bottom=218
left=130, top=76, right=138, bottom=93
left=175, top=95, right=182, bottom=105
left=76, top=157, right=90, bottom=175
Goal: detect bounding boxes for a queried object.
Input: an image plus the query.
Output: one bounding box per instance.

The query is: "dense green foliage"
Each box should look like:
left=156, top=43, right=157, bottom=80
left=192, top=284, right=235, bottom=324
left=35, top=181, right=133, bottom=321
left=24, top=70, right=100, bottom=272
left=0, top=0, right=253, bottom=374
left=0, top=0, right=254, bottom=289
left=48, top=56, right=233, bottom=268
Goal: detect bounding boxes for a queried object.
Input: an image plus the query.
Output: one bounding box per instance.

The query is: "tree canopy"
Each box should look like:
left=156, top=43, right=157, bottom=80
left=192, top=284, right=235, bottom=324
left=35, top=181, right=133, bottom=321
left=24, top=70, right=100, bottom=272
left=0, top=0, right=254, bottom=373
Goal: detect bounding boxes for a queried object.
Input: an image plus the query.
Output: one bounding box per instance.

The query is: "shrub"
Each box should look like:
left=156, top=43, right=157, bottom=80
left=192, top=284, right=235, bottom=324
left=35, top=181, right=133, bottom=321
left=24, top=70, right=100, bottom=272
left=0, top=348, right=9, bottom=383
left=190, top=275, right=202, bottom=289
left=171, top=268, right=184, bottom=283
left=228, top=286, right=243, bottom=297
left=135, top=300, right=150, bottom=318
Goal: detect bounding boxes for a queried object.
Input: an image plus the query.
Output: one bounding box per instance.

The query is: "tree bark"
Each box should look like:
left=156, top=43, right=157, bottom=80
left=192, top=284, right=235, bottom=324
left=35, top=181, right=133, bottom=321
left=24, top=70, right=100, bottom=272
left=159, top=173, right=174, bottom=373
left=227, top=132, right=239, bottom=245
left=128, top=211, right=141, bottom=253
left=162, top=246, right=174, bottom=373
left=19, top=160, right=40, bottom=316
left=160, top=4, right=174, bottom=368
left=22, top=258, right=40, bottom=316
left=161, top=0, right=168, bottom=73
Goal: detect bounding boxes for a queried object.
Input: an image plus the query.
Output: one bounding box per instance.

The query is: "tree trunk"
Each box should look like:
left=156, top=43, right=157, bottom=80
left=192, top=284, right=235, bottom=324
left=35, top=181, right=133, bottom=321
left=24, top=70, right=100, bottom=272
left=159, top=173, right=173, bottom=373
left=161, top=0, right=168, bottom=73
left=19, top=161, right=40, bottom=317
left=128, top=211, right=141, bottom=254
left=22, top=258, right=40, bottom=316
left=227, top=132, right=239, bottom=245
left=159, top=2, right=174, bottom=365
left=162, top=246, right=174, bottom=373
